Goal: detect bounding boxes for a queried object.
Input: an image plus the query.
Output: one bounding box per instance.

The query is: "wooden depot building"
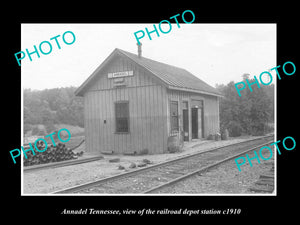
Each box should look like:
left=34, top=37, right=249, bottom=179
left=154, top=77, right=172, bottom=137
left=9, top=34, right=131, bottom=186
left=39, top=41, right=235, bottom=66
left=75, top=45, right=222, bottom=154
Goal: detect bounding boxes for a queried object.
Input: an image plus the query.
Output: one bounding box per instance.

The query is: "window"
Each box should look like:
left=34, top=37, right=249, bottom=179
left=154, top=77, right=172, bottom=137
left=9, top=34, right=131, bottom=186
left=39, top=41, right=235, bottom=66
left=115, top=101, right=129, bottom=133
left=170, top=101, right=179, bottom=132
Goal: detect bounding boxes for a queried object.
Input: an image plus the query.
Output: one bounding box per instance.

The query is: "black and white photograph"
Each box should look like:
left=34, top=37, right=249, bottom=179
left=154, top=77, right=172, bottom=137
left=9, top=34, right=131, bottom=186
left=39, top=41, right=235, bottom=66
left=4, top=6, right=298, bottom=220
left=21, top=23, right=276, bottom=195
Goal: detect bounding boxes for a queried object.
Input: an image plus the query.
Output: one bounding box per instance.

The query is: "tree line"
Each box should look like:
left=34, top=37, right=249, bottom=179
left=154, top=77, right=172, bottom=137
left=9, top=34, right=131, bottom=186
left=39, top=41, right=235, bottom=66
left=216, top=74, right=274, bottom=136
left=24, top=76, right=274, bottom=137
left=24, top=87, right=84, bottom=135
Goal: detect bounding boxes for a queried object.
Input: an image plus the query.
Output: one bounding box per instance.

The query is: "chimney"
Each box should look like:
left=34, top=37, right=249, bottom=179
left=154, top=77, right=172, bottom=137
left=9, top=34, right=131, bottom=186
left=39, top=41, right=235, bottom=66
left=137, top=42, right=142, bottom=58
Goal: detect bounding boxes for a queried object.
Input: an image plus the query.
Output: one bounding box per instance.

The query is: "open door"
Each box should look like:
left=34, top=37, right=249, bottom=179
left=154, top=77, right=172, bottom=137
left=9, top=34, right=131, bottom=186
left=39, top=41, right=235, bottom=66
left=192, top=108, right=198, bottom=139
left=183, top=109, right=189, bottom=141
left=191, top=100, right=204, bottom=139
left=198, top=107, right=204, bottom=138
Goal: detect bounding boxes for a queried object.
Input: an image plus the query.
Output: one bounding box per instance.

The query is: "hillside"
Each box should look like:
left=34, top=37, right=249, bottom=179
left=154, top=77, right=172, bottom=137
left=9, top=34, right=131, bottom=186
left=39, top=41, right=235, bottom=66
left=24, top=86, right=84, bottom=135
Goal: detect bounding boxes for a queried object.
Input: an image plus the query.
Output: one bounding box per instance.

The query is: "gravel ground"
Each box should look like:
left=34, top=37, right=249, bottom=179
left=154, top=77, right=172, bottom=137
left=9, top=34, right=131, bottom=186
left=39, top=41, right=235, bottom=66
left=22, top=135, right=273, bottom=194
left=155, top=148, right=275, bottom=195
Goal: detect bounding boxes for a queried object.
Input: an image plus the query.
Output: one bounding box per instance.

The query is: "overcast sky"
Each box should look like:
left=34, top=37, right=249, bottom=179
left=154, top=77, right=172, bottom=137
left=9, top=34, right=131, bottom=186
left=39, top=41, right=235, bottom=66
left=21, top=23, right=276, bottom=90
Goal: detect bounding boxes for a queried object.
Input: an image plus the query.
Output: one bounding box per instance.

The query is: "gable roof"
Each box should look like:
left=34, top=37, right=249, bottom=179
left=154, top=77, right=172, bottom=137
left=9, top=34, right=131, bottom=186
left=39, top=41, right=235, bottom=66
left=75, top=48, right=222, bottom=97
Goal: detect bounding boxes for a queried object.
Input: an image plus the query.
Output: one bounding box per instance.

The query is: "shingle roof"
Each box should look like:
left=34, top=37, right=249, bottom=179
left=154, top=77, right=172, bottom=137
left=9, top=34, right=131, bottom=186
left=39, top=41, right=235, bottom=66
left=75, top=48, right=222, bottom=97
left=118, top=48, right=222, bottom=97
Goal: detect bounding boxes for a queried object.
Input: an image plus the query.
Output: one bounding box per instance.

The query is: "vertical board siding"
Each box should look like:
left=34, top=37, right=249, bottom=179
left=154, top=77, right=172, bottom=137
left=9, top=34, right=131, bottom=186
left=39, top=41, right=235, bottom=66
left=203, top=95, right=219, bottom=136
left=166, top=90, right=220, bottom=139
left=89, top=55, right=155, bottom=92
left=84, top=55, right=168, bottom=154
left=85, top=85, right=167, bottom=154
left=83, top=54, right=219, bottom=154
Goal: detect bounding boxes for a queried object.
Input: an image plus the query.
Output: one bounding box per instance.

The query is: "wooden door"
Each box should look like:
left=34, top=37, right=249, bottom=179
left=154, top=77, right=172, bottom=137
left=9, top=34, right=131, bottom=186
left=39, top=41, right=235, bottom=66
left=182, top=109, right=189, bottom=141
left=198, top=108, right=203, bottom=138
left=192, top=108, right=198, bottom=139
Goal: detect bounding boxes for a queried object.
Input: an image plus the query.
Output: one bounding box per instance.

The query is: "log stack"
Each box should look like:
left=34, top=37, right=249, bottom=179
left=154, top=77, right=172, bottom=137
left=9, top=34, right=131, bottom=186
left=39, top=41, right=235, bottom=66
left=23, top=141, right=83, bottom=166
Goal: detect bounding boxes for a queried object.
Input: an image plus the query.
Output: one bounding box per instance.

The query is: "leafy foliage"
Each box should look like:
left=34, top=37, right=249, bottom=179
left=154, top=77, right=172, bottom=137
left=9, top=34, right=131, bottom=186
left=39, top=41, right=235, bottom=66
left=216, top=76, right=274, bottom=136
left=23, top=87, right=84, bottom=134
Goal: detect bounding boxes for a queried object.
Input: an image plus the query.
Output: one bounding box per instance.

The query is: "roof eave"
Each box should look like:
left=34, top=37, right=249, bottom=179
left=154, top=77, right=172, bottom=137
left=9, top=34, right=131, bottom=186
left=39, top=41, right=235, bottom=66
left=117, top=50, right=169, bottom=88
left=75, top=48, right=169, bottom=96
left=167, top=85, right=224, bottom=98
left=75, top=48, right=224, bottom=98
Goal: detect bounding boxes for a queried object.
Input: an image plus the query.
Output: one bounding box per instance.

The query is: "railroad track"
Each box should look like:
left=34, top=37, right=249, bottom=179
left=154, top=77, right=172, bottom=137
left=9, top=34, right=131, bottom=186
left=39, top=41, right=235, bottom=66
left=248, top=161, right=275, bottom=193
left=52, top=134, right=274, bottom=194
left=23, top=155, right=103, bottom=172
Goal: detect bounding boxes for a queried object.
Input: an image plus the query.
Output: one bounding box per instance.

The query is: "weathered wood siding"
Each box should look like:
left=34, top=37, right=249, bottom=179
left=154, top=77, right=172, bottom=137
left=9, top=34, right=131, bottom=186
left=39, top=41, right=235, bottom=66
left=202, top=94, right=220, bottom=137
left=167, top=89, right=220, bottom=139
left=83, top=54, right=168, bottom=154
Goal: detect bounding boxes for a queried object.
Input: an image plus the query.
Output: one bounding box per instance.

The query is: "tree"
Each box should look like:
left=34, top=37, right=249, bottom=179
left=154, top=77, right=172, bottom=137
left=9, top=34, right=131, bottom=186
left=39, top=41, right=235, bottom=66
left=23, top=87, right=84, bottom=133
left=216, top=75, right=274, bottom=136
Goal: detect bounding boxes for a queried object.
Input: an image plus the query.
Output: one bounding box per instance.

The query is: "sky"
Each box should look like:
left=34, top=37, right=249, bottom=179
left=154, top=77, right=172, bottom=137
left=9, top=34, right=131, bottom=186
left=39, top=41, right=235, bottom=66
left=21, top=23, right=276, bottom=90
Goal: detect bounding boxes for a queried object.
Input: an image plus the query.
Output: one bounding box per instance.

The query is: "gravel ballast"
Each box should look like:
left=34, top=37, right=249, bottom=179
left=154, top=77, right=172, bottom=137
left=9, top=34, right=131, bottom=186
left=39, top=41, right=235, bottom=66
left=22, top=135, right=274, bottom=194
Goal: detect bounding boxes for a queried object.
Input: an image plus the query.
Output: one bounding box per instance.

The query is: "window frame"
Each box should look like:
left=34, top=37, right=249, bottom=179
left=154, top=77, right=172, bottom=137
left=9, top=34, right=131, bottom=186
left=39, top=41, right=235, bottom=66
left=114, top=101, right=130, bottom=134
left=170, top=100, right=179, bottom=133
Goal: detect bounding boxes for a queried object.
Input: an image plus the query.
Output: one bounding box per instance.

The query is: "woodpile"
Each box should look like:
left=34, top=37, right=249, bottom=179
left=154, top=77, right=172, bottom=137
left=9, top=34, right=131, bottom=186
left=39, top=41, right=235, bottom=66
left=23, top=141, right=83, bottom=166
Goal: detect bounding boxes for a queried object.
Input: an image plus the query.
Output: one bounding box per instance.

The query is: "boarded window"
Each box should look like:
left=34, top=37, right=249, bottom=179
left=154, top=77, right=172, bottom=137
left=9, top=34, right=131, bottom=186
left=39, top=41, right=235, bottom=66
left=170, top=101, right=179, bottom=132
left=115, top=102, right=129, bottom=133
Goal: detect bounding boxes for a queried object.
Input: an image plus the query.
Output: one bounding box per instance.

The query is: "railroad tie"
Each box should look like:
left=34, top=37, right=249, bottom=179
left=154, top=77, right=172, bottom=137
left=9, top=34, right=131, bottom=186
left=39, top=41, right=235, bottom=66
left=249, top=186, right=274, bottom=193
left=255, top=179, right=274, bottom=186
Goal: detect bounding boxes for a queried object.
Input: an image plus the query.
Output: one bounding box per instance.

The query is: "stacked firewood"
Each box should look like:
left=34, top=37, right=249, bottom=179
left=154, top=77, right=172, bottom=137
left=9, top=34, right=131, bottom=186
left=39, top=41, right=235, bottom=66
left=23, top=141, right=83, bottom=166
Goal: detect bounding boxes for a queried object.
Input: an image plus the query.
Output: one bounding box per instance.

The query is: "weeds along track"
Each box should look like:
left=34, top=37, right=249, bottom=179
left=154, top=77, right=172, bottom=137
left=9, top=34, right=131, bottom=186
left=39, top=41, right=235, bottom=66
left=52, top=135, right=274, bottom=194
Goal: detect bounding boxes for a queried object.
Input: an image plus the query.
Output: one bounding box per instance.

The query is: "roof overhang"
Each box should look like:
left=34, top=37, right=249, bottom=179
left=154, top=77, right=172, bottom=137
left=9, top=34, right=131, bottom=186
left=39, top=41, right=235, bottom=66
left=167, top=85, right=224, bottom=98
left=75, top=48, right=169, bottom=96
left=75, top=48, right=224, bottom=98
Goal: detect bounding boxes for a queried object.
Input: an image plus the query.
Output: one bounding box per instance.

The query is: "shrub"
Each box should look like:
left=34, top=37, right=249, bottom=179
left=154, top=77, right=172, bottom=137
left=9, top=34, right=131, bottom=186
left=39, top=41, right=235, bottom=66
left=221, top=129, right=229, bottom=140
left=228, top=121, right=243, bottom=137
left=251, top=122, right=265, bottom=136
left=265, top=123, right=274, bottom=133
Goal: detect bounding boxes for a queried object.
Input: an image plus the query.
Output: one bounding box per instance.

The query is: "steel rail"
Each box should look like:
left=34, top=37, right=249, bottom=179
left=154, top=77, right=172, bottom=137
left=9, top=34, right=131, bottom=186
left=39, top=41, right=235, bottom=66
left=52, top=134, right=274, bottom=194
left=23, top=155, right=103, bottom=172
left=143, top=140, right=274, bottom=194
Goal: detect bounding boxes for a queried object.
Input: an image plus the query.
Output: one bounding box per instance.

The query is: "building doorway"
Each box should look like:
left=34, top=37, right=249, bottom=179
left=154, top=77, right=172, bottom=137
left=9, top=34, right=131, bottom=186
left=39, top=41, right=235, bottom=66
left=192, top=107, right=204, bottom=139
left=191, top=108, right=198, bottom=139
left=182, top=101, right=189, bottom=141
left=183, top=109, right=189, bottom=141
left=198, top=107, right=204, bottom=138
